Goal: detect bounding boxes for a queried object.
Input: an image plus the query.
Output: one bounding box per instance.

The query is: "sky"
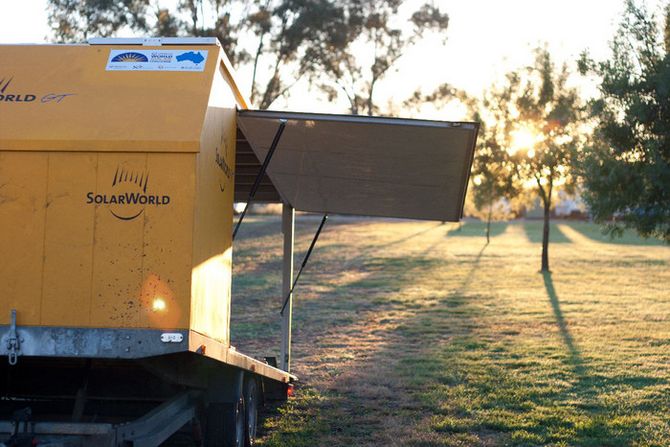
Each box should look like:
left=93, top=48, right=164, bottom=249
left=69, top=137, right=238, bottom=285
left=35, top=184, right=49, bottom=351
left=0, top=0, right=665, bottom=117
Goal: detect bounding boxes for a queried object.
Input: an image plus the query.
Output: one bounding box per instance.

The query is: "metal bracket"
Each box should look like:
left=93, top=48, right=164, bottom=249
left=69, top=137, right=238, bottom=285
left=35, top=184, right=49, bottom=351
left=115, top=390, right=200, bottom=446
left=280, top=214, right=328, bottom=315
left=12, top=407, right=33, bottom=435
left=7, top=309, right=21, bottom=366
left=232, top=119, right=287, bottom=240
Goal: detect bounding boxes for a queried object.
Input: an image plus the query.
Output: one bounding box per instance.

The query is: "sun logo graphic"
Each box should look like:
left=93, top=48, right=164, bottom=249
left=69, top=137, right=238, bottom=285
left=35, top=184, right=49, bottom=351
left=111, top=52, right=149, bottom=63
left=85, top=166, right=171, bottom=221
left=108, top=167, right=150, bottom=220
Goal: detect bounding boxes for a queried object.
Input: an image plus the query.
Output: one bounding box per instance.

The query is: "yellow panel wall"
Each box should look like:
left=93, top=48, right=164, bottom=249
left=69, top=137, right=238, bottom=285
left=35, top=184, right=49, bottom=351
left=140, top=153, right=196, bottom=330
left=89, top=153, right=147, bottom=328
left=0, top=45, right=214, bottom=152
left=0, top=153, right=48, bottom=324
left=0, top=151, right=196, bottom=329
left=189, top=62, right=238, bottom=344
left=41, top=153, right=97, bottom=326
left=0, top=43, right=241, bottom=344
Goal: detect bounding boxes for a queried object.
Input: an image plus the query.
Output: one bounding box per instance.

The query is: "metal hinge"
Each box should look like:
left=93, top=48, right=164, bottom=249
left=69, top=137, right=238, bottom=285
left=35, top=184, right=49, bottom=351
left=7, top=309, right=21, bottom=366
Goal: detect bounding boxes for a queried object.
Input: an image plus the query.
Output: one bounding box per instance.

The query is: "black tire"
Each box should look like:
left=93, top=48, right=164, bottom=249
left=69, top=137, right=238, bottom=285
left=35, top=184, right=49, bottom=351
left=205, top=399, right=245, bottom=447
left=243, top=378, right=260, bottom=447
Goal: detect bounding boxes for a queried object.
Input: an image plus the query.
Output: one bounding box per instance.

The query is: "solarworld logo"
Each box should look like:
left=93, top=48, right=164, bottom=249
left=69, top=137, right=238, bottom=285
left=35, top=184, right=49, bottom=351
left=86, top=166, right=171, bottom=221
left=0, top=77, right=36, bottom=102
left=0, top=76, right=75, bottom=103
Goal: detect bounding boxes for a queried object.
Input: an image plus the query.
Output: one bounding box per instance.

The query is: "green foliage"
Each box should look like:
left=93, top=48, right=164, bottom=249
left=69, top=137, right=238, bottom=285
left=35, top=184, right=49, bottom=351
left=469, top=75, right=523, bottom=227
left=46, top=0, right=353, bottom=110
left=174, top=0, right=249, bottom=67
left=46, top=0, right=450, bottom=113
left=48, top=0, right=150, bottom=41
left=512, top=49, right=581, bottom=205
left=578, top=0, right=670, bottom=241
left=317, top=1, right=449, bottom=115
left=512, top=49, right=583, bottom=270
left=252, top=0, right=352, bottom=108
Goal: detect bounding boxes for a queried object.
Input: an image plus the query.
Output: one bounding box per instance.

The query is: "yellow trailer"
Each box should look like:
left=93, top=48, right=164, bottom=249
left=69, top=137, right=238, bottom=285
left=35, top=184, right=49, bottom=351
left=0, top=37, right=478, bottom=446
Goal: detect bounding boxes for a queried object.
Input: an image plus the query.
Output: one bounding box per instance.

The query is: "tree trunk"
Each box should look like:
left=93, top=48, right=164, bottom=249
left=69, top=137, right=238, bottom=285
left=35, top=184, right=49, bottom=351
left=366, top=71, right=379, bottom=116
left=486, top=201, right=493, bottom=244
left=541, top=199, right=551, bottom=272
left=536, top=174, right=553, bottom=273
left=250, top=33, right=265, bottom=105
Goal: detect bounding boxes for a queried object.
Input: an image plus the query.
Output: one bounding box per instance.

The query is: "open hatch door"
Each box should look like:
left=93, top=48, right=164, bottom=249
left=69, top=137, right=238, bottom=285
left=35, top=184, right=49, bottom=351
left=236, top=110, right=478, bottom=222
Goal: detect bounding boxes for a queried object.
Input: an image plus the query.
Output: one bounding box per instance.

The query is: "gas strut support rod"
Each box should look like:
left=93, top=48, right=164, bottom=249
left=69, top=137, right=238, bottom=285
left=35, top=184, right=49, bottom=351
left=280, top=214, right=328, bottom=315
left=232, top=119, right=287, bottom=240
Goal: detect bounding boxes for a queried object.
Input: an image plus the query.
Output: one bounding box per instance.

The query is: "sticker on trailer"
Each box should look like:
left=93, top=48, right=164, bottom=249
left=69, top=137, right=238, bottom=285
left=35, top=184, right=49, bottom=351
left=106, top=49, right=208, bottom=72
left=160, top=333, right=184, bottom=343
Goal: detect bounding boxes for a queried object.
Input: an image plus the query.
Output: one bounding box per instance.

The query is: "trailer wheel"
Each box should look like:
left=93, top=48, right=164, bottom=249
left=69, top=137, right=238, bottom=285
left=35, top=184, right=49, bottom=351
left=205, top=398, right=245, bottom=447
left=243, top=378, right=259, bottom=446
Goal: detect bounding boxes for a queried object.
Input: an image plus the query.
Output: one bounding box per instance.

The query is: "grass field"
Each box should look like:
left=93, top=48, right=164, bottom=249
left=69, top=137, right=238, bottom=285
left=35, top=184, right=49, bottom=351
left=230, top=217, right=669, bottom=447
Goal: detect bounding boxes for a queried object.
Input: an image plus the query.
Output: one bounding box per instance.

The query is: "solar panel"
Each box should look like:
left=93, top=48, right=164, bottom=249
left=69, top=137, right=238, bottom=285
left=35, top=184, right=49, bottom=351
left=236, top=110, right=478, bottom=221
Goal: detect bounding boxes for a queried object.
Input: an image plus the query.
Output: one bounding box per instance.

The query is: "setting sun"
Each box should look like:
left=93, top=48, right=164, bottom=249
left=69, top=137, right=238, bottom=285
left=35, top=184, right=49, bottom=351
left=510, top=128, right=541, bottom=156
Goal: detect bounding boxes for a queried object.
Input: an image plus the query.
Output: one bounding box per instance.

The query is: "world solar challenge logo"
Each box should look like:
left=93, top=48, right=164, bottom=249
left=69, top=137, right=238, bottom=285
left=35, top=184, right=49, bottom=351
left=106, top=49, right=208, bottom=72
left=110, top=52, right=149, bottom=63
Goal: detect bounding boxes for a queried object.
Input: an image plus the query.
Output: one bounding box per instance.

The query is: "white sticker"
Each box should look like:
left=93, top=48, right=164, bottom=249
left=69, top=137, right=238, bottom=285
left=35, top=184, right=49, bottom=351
left=160, top=333, right=184, bottom=343
left=106, top=49, right=208, bottom=72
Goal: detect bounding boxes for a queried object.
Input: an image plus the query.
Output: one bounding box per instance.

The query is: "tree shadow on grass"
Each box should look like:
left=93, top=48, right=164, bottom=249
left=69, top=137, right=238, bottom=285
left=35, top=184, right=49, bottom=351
left=246, top=220, right=666, bottom=447
left=539, top=272, right=664, bottom=446
left=542, top=271, right=586, bottom=375
left=565, top=222, right=667, bottom=246
left=257, top=240, right=666, bottom=447
left=449, top=243, right=488, bottom=294
left=446, top=221, right=509, bottom=239
left=231, top=219, right=446, bottom=348
left=258, top=242, right=492, bottom=446
left=522, top=221, right=571, bottom=243
left=381, top=267, right=661, bottom=447
left=347, top=221, right=444, bottom=256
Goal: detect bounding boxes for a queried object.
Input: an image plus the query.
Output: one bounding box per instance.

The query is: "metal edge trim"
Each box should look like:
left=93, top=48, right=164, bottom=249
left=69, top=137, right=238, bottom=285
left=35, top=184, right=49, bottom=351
left=0, top=325, right=189, bottom=360
left=457, top=121, right=480, bottom=219
left=238, top=109, right=479, bottom=129
left=188, top=330, right=296, bottom=383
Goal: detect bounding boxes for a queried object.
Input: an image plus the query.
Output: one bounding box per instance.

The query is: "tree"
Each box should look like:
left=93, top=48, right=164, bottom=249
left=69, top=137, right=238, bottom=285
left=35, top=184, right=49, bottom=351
left=46, top=0, right=349, bottom=110
left=577, top=0, right=670, bottom=241
left=411, top=63, right=580, bottom=263
left=47, top=1, right=452, bottom=114
left=317, top=1, right=449, bottom=115
left=174, top=0, right=349, bottom=109
left=248, top=0, right=349, bottom=109
left=442, top=49, right=580, bottom=271
left=512, top=49, right=582, bottom=271
left=470, top=77, right=523, bottom=244
left=410, top=82, right=524, bottom=243
left=48, top=0, right=150, bottom=41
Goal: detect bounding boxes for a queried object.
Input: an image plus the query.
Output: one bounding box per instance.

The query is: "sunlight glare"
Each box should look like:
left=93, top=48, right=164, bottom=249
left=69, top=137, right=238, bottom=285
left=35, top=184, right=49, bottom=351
left=152, top=297, right=167, bottom=312
left=510, top=128, right=540, bottom=156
